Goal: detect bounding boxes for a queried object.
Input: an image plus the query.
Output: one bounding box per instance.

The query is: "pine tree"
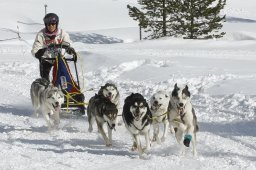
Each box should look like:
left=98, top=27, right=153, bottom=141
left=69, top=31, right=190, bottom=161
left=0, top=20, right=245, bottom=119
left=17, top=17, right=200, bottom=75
left=170, top=0, right=226, bottom=39
left=127, top=0, right=226, bottom=39
left=127, top=0, right=174, bottom=39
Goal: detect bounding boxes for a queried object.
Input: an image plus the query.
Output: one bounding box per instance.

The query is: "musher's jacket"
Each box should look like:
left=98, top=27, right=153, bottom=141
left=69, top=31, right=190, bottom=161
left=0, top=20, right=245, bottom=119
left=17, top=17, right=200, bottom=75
left=31, top=28, right=72, bottom=61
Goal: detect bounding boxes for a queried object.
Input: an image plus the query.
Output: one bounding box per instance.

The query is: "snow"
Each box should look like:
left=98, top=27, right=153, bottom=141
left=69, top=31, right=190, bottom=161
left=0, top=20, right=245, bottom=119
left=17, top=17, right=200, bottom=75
left=0, top=0, right=256, bottom=169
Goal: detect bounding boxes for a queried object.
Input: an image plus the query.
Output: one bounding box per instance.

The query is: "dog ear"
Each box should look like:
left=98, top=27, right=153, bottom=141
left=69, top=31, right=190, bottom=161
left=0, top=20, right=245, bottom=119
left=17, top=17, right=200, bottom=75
left=185, top=85, right=188, bottom=90
left=47, top=93, right=52, bottom=98
left=174, top=83, right=178, bottom=89
left=182, top=85, right=191, bottom=97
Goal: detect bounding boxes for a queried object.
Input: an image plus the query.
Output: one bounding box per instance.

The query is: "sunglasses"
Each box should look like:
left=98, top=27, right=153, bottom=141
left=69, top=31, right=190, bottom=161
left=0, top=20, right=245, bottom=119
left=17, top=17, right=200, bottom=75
left=47, top=23, right=57, bottom=26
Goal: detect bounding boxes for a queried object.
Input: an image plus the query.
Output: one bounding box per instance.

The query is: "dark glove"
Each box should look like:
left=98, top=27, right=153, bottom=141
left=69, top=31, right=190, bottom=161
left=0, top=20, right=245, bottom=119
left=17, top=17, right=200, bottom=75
left=66, top=47, right=77, bottom=62
left=66, top=47, right=75, bottom=55
left=35, top=48, right=46, bottom=60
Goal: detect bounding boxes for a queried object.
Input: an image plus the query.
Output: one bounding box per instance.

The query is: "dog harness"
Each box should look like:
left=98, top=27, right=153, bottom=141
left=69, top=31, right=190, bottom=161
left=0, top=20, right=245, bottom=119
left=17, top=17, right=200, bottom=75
left=131, top=115, right=151, bottom=131
left=151, top=112, right=168, bottom=123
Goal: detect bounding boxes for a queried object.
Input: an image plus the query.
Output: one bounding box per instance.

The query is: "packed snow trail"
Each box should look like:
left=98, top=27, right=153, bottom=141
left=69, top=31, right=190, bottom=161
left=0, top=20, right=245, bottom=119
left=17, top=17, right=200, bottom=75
left=0, top=38, right=255, bottom=169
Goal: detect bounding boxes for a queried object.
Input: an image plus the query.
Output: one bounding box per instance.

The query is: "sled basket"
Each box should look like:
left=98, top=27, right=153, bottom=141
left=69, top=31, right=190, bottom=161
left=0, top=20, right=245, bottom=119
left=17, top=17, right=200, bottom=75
left=44, top=43, right=86, bottom=115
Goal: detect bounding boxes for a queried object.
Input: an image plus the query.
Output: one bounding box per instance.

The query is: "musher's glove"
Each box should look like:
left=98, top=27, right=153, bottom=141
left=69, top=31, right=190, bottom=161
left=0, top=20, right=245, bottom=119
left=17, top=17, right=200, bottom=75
left=35, top=48, right=46, bottom=60
left=66, top=47, right=75, bottom=55
left=66, top=47, right=77, bottom=62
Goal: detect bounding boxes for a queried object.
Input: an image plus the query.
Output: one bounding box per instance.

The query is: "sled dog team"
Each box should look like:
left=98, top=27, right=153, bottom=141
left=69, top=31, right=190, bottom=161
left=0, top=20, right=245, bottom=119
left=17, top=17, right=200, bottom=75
left=30, top=79, right=198, bottom=158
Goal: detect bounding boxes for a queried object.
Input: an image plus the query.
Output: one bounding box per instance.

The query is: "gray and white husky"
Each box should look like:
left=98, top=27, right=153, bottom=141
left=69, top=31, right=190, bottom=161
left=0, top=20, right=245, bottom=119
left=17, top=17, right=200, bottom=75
left=30, top=78, right=64, bottom=130
left=168, top=83, right=199, bottom=156
left=98, top=83, right=122, bottom=125
left=150, top=90, right=170, bottom=143
left=87, top=94, right=118, bottom=147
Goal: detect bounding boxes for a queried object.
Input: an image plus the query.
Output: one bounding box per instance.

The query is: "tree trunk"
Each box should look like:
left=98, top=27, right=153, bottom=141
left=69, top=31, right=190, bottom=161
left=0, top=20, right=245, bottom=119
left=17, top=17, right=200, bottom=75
left=139, top=26, right=142, bottom=40
left=162, top=0, right=167, bottom=36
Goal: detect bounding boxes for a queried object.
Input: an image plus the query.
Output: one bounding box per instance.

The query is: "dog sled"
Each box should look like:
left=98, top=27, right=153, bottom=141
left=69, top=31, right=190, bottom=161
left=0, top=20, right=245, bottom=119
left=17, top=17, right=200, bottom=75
left=43, top=42, right=86, bottom=115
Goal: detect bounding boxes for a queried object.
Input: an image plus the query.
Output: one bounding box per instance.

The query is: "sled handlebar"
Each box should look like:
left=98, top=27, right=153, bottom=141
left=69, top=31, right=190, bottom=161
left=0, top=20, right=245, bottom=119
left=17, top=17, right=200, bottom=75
left=42, top=57, right=75, bottom=62
left=46, top=43, right=77, bottom=61
left=47, top=43, right=70, bottom=50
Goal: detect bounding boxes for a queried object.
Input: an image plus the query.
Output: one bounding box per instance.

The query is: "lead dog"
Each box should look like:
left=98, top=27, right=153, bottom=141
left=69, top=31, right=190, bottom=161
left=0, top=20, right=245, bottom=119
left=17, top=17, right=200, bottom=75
left=122, top=93, right=152, bottom=158
left=30, top=78, right=64, bottom=130
left=150, top=90, right=170, bottom=143
left=168, top=83, right=199, bottom=156
left=87, top=94, right=118, bottom=147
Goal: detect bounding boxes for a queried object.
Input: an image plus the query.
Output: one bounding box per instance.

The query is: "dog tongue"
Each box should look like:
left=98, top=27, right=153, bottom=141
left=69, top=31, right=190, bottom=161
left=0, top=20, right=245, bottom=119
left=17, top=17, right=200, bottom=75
left=55, top=106, right=61, bottom=112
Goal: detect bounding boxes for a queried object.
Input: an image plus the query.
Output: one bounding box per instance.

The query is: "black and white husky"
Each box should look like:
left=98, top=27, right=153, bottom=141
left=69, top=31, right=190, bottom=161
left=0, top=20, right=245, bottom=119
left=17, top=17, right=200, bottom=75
left=150, top=90, right=170, bottom=143
left=98, top=83, right=120, bottom=106
left=122, top=93, right=152, bottom=158
left=168, top=83, right=199, bottom=156
left=98, top=83, right=122, bottom=125
left=30, top=78, right=64, bottom=130
left=87, top=94, right=118, bottom=147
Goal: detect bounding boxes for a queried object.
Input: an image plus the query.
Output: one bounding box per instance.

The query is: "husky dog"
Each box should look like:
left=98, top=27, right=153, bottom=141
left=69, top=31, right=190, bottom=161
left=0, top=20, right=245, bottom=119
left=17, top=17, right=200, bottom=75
left=168, top=83, right=199, bottom=156
left=98, top=83, right=122, bottom=125
left=30, top=78, right=64, bottom=130
left=87, top=94, right=118, bottom=147
left=122, top=93, right=152, bottom=158
left=98, top=83, right=120, bottom=105
left=150, top=91, right=170, bottom=143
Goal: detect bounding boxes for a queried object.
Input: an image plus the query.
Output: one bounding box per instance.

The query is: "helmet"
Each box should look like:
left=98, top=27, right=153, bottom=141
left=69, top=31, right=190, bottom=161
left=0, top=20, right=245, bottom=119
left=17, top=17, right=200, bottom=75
left=43, top=13, right=59, bottom=27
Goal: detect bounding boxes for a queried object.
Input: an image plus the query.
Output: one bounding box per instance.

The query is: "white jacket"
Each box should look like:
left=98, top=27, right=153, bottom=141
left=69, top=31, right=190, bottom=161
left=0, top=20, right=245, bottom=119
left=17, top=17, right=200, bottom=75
left=31, top=28, right=72, bottom=60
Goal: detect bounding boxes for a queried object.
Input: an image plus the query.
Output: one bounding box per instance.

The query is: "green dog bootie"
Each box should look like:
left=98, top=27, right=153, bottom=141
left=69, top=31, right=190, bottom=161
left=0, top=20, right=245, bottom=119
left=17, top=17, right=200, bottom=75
left=183, top=134, right=192, bottom=147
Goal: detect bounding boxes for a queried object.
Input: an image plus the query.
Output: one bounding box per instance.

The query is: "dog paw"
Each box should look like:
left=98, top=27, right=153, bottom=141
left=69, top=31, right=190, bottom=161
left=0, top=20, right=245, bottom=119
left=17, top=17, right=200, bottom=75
left=131, top=146, right=137, bottom=151
left=131, top=144, right=137, bottom=151
left=142, top=147, right=150, bottom=153
left=131, top=141, right=138, bottom=151
left=88, top=127, right=93, bottom=133
left=139, top=153, right=151, bottom=160
left=161, top=137, right=166, bottom=142
left=183, top=139, right=190, bottom=147
left=183, top=134, right=192, bottom=147
left=106, top=143, right=112, bottom=147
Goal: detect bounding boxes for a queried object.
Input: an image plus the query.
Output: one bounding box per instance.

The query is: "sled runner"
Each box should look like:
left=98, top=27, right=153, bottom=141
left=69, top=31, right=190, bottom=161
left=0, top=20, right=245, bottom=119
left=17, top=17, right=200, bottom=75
left=43, top=42, right=86, bottom=115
